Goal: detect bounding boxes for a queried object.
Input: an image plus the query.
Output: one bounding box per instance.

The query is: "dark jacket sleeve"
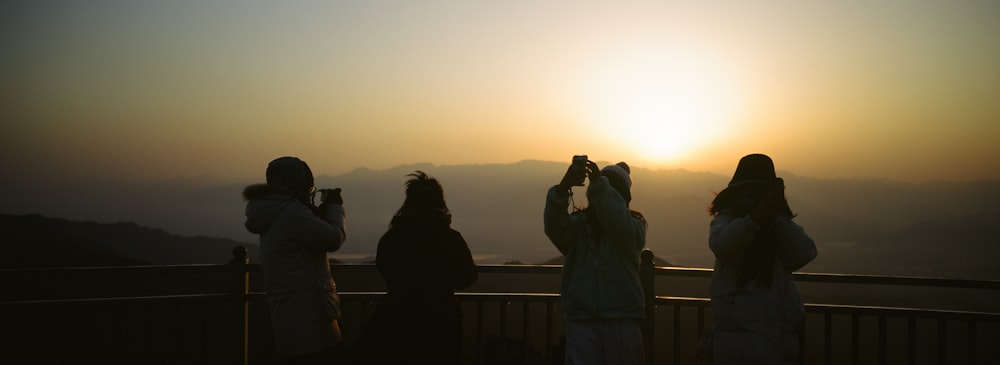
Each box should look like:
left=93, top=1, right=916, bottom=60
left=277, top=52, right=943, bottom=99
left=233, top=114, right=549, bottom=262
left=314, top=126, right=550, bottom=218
left=709, top=213, right=757, bottom=263
left=544, top=185, right=586, bottom=254
left=774, top=216, right=817, bottom=271
left=448, top=230, right=478, bottom=290
left=284, top=202, right=347, bottom=253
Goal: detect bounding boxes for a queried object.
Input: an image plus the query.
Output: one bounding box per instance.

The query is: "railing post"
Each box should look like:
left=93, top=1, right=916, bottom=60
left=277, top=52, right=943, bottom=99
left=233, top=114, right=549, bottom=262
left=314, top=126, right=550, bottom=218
left=640, top=249, right=655, bottom=365
left=230, top=246, right=249, bottom=365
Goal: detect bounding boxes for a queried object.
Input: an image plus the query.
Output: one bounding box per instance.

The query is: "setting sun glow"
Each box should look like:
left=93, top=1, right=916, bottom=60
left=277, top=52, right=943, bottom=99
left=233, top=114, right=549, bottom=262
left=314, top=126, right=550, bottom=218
left=578, top=44, right=743, bottom=166
left=4, top=1, right=998, bottom=182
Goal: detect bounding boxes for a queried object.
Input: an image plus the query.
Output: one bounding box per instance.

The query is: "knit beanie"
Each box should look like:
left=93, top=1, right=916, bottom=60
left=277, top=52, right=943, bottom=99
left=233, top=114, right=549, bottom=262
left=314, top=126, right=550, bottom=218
left=601, top=162, right=632, bottom=203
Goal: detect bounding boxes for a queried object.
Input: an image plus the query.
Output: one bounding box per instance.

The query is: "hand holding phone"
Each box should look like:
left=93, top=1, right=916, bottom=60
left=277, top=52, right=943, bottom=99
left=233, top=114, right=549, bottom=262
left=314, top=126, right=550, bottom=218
left=558, top=155, right=588, bottom=190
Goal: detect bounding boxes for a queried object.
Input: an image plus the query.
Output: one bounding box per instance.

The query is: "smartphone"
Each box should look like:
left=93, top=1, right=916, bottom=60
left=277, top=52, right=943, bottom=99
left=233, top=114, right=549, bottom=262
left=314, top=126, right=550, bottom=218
left=571, top=155, right=587, bottom=186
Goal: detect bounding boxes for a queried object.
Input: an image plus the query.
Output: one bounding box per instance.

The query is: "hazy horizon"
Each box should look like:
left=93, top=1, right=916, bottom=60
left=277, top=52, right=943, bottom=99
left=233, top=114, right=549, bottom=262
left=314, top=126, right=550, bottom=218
left=3, top=160, right=997, bottom=281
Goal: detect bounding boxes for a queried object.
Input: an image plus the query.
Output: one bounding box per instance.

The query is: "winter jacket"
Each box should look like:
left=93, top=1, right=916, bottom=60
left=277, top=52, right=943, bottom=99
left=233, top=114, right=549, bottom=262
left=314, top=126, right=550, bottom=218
left=244, top=185, right=347, bottom=356
left=543, top=175, right=647, bottom=321
left=359, top=207, right=477, bottom=365
left=709, top=213, right=816, bottom=365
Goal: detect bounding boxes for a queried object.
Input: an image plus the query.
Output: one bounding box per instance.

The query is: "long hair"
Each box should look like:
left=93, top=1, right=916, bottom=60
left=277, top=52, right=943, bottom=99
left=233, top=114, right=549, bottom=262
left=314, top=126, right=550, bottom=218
left=708, top=183, right=793, bottom=288
left=389, top=171, right=450, bottom=230
left=708, top=183, right=793, bottom=218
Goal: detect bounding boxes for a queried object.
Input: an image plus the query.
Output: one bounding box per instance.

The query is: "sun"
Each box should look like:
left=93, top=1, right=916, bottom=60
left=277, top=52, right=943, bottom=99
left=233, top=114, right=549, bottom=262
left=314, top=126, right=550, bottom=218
left=576, top=44, right=743, bottom=165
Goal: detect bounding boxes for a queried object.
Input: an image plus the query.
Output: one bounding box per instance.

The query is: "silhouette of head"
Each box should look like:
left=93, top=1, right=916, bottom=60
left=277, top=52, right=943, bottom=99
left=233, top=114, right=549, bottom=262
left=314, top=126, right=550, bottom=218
left=266, top=156, right=314, bottom=201
left=601, top=162, right=632, bottom=203
left=710, top=153, right=789, bottom=217
left=728, top=154, right=776, bottom=187
left=401, top=170, right=448, bottom=213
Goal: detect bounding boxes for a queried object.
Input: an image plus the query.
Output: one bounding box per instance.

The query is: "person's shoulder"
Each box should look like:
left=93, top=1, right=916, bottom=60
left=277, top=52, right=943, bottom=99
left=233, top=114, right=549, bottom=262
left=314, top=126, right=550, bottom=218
left=379, top=226, right=403, bottom=239
left=446, top=228, right=466, bottom=239
left=278, top=199, right=314, bottom=217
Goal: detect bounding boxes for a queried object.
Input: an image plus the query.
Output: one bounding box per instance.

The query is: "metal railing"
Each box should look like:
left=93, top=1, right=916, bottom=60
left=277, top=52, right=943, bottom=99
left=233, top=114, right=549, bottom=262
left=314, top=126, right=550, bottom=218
left=335, top=251, right=1000, bottom=365
left=2, top=246, right=998, bottom=364
left=636, top=266, right=1000, bottom=365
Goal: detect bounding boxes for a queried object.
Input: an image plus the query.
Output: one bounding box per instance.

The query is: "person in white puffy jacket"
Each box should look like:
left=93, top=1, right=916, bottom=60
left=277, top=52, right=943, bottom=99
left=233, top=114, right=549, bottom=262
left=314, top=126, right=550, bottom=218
left=244, top=156, right=347, bottom=364
left=545, top=159, right=647, bottom=365
left=707, top=154, right=816, bottom=365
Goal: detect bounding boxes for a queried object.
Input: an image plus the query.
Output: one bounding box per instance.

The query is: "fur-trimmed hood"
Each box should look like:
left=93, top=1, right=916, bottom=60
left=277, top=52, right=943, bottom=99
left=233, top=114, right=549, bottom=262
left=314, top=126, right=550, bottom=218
left=243, top=184, right=295, bottom=235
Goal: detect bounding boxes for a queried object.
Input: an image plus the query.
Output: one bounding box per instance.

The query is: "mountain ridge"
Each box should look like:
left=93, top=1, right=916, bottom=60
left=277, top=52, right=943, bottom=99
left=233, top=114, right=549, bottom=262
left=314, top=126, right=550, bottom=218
left=2, top=160, right=997, bottom=278
left=0, top=213, right=254, bottom=268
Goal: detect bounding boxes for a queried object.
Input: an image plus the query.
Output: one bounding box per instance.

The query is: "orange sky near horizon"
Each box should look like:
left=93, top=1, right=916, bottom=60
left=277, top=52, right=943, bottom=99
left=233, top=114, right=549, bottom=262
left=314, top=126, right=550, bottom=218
left=3, top=1, right=998, bottom=184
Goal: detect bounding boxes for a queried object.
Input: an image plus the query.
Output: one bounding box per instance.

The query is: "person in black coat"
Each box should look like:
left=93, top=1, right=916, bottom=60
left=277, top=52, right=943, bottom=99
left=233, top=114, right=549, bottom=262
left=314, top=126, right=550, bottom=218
left=359, top=171, right=478, bottom=365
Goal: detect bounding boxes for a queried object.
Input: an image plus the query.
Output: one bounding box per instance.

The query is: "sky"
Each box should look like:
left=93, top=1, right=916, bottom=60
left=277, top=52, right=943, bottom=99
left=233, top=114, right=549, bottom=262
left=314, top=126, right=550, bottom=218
left=3, top=0, right=998, bottom=186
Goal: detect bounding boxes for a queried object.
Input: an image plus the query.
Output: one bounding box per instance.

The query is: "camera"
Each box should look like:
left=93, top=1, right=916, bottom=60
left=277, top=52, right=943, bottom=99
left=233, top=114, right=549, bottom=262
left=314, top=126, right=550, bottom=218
left=311, top=188, right=341, bottom=206
left=319, top=189, right=337, bottom=203
left=571, top=155, right=587, bottom=186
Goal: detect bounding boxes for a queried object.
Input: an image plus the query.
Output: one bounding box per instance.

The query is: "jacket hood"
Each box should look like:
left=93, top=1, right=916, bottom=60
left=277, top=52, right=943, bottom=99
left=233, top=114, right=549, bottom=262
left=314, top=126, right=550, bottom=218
left=243, top=184, right=295, bottom=234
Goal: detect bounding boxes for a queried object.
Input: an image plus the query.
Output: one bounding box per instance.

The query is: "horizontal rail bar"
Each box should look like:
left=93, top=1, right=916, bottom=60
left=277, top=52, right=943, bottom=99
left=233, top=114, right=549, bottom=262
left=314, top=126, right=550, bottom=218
left=653, top=296, right=712, bottom=307
left=0, top=264, right=238, bottom=275
left=10, top=263, right=998, bottom=290
left=647, top=266, right=1000, bottom=290
left=651, top=266, right=715, bottom=278
left=805, top=303, right=1000, bottom=321
left=341, top=293, right=1000, bottom=322
left=337, top=264, right=1000, bottom=290
left=0, top=293, right=231, bottom=307
left=339, top=292, right=562, bottom=303
left=649, top=296, right=1000, bottom=321
left=475, top=265, right=564, bottom=274
left=6, top=263, right=997, bottom=304
left=333, top=264, right=567, bottom=274
left=9, top=291, right=994, bottom=322
left=790, top=272, right=1000, bottom=290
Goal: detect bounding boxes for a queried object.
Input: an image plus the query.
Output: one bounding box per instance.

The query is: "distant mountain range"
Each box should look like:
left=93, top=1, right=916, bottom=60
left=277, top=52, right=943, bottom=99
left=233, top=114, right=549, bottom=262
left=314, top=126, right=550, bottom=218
left=0, top=213, right=253, bottom=268
left=1, top=160, right=997, bottom=279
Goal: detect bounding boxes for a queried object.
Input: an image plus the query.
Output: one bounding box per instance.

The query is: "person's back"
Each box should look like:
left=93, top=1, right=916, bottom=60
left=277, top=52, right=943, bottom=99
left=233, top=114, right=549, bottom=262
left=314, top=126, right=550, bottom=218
left=543, top=159, right=647, bottom=365
left=377, top=207, right=477, bottom=295
left=248, top=191, right=342, bottom=296
left=706, top=154, right=816, bottom=365
left=243, top=156, right=347, bottom=364
left=360, top=171, right=477, bottom=365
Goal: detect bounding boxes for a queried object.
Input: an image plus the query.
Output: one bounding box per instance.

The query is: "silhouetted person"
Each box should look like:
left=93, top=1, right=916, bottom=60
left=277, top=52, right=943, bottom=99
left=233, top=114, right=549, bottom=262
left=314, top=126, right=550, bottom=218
left=243, top=156, right=347, bottom=365
left=544, top=159, right=647, bottom=365
left=706, top=154, right=816, bottom=365
left=359, top=171, right=478, bottom=365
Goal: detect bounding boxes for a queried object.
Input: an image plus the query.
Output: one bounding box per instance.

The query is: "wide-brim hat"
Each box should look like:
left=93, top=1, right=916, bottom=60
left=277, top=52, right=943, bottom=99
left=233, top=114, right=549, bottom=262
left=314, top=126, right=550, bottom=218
left=728, top=154, right=776, bottom=187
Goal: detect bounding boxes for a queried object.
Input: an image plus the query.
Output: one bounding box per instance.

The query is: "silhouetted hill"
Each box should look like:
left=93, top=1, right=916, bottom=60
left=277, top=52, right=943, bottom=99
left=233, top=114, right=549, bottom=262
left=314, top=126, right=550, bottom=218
left=0, top=214, right=255, bottom=268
